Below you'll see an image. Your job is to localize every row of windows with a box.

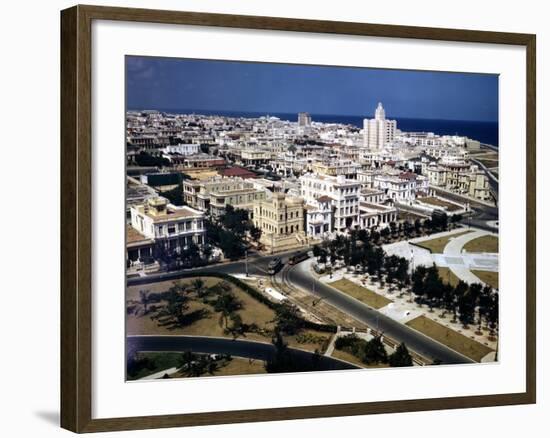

[260,222,301,234]
[256,208,302,221]
[159,220,204,236]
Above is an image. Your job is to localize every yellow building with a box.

[253,192,307,251]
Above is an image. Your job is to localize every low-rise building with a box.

[373,171,428,202]
[128,197,206,261]
[194,177,267,216]
[426,163,491,202]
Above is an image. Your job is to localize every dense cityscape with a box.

[125,103,499,379]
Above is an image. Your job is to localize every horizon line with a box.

[127,107,498,124]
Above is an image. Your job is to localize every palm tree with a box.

[192,278,206,298]
[214,291,242,328]
[137,289,151,315]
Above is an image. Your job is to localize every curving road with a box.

[282,260,473,365]
[127,335,358,371]
[128,251,475,365]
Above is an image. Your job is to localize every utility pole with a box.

[245,249,248,277]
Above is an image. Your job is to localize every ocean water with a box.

[135,108,499,147]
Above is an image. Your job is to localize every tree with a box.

[192,278,206,298]
[134,151,170,167]
[424,265,444,310]
[249,225,262,244]
[411,266,428,299]
[273,303,303,335]
[162,182,184,206]
[477,284,493,333]
[452,281,469,323]
[403,220,413,238]
[265,330,294,373]
[389,221,398,237]
[486,290,499,337]
[179,351,197,373]
[312,244,322,260]
[441,283,456,317]
[363,336,388,365]
[213,290,242,328]
[164,282,191,324]
[388,343,413,367]
[458,291,476,328]
[414,219,422,235]
[395,258,410,295]
[137,289,152,315]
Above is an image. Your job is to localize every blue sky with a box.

[126,56,498,122]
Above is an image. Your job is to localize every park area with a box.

[463,235,499,253]
[406,315,493,362]
[415,230,472,254]
[472,270,499,289]
[127,352,267,380]
[328,278,392,309]
[126,276,332,353]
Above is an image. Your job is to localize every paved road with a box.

[127,250,297,286]
[127,335,358,371]
[128,251,474,365]
[442,229,497,285]
[282,260,473,365]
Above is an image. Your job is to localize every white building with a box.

[163,143,200,155]
[305,196,333,238]
[130,197,206,251]
[373,171,429,202]
[298,112,312,127]
[300,173,360,232]
[363,102,397,150]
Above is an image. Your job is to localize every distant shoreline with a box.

[128,108,499,147]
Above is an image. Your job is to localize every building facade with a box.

[253,192,306,250]
[300,173,361,232]
[129,197,206,260]
[363,103,397,150]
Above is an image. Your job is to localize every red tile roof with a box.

[219,166,258,178]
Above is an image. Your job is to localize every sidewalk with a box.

[442,229,498,285]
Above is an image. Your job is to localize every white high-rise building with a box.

[298,112,312,127]
[363,102,397,150]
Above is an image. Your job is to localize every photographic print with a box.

[125,56,499,381]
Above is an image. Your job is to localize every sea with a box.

[134,108,499,148]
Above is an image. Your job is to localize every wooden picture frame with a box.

[60,4,536,433]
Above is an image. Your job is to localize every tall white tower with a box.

[374,102,386,120]
[363,102,397,150]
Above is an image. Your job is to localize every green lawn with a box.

[437,267,461,287]
[415,230,472,254]
[463,235,499,253]
[329,278,392,309]
[406,316,493,362]
[471,270,499,289]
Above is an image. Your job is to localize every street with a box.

[128,250,475,365]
